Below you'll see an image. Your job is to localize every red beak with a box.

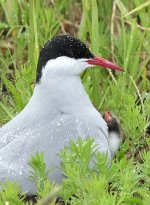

[86,56,124,72]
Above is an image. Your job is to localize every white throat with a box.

[32,74,93,114]
[22,57,95,119]
[108,132,122,157]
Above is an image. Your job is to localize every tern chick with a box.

[103,111,122,158]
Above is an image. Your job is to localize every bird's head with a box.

[36,35,124,83]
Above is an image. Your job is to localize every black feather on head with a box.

[36,35,94,83]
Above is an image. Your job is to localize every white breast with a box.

[108,132,122,158]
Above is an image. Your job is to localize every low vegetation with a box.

[0,0,149,204]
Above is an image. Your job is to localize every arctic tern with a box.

[0,35,123,193]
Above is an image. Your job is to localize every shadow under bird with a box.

[0,35,124,193]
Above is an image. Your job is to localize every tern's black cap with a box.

[36,35,94,83]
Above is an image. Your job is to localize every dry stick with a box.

[37,186,60,205]
[129,75,145,114]
[115,15,150,31]
[111,0,116,63]
[109,0,117,84]
[60,22,67,34]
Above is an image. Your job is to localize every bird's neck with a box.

[24,75,93,116]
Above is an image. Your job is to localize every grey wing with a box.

[0,112,110,193]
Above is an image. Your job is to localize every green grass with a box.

[0,0,150,204]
